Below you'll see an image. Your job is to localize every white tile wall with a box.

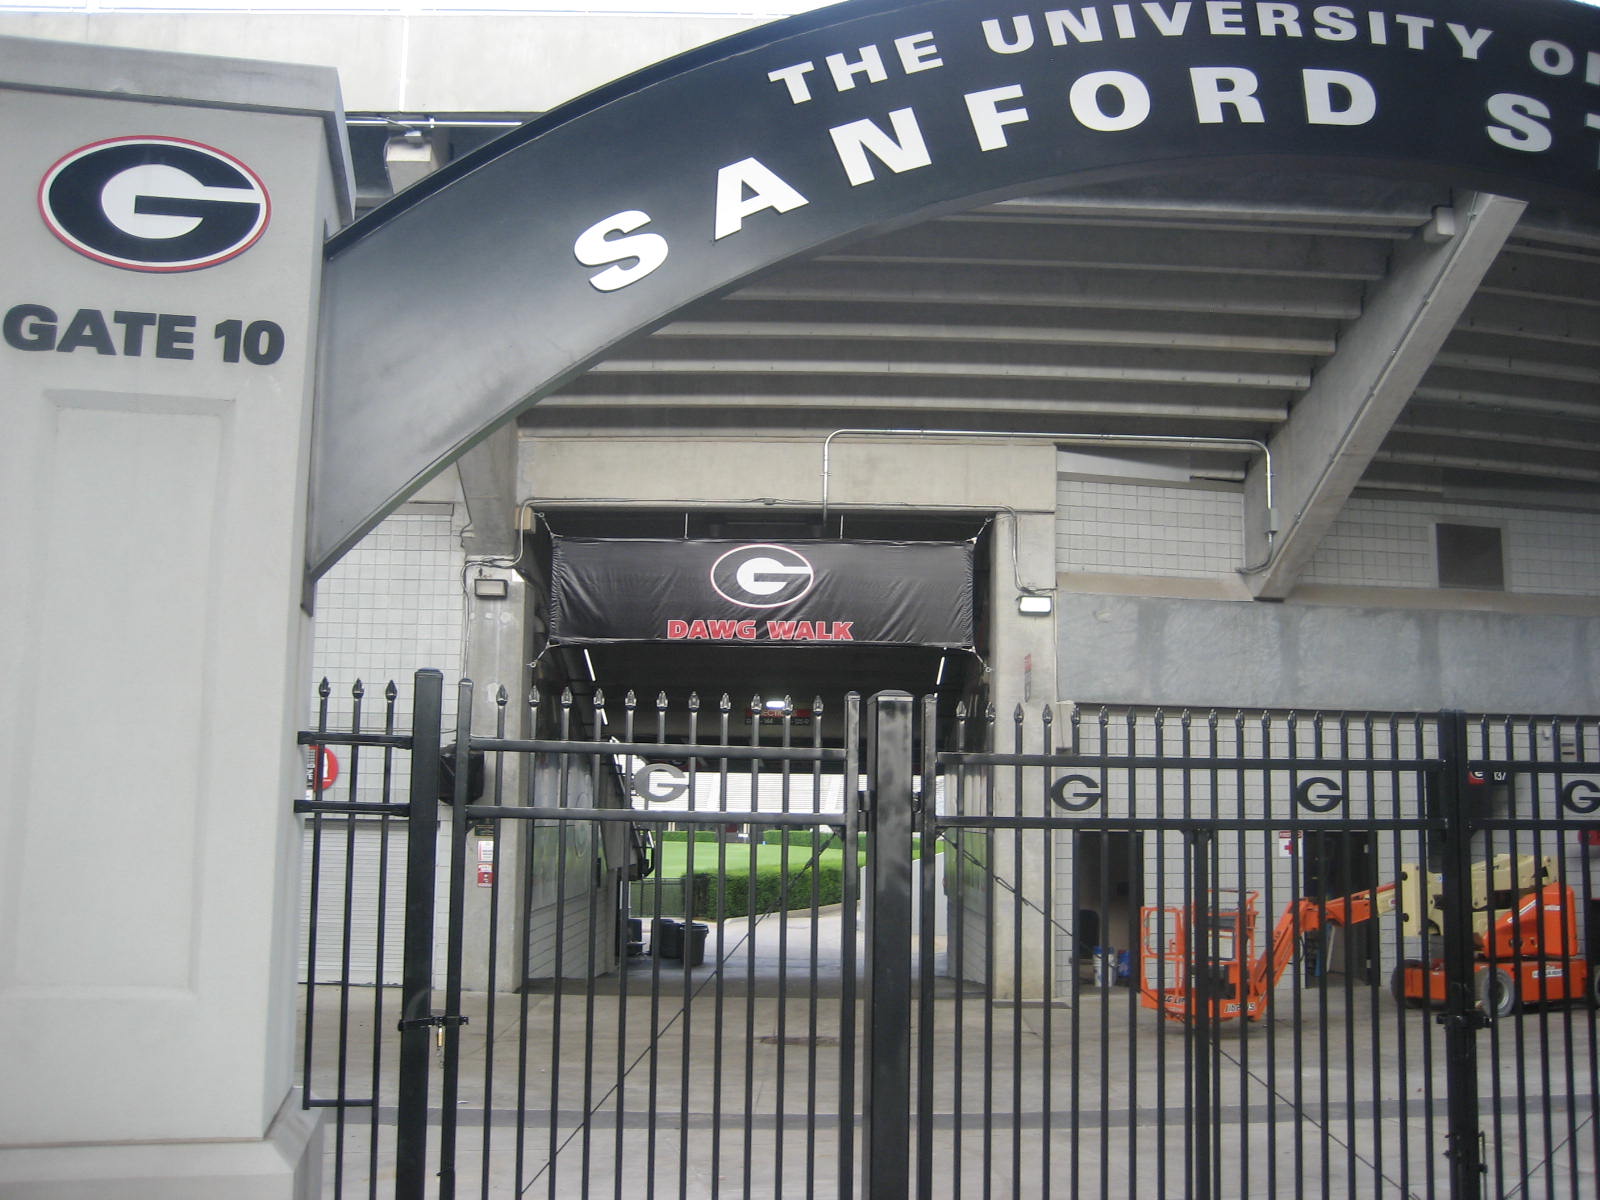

[301,505,469,988]
[1303,498,1600,594]
[309,504,468,780]
[1058,478,1600,595]
[1056,478,1245,578]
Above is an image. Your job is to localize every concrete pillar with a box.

[459,565,533,992]
[0,37,350,1197]
[983,508,1060,1000]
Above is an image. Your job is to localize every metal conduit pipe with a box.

[820,427,1277,574]
[347,117,528,129]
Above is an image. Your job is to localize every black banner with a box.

[548,537,974,647]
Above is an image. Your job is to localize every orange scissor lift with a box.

[1138,855,1598,1024]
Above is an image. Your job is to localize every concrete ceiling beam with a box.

[823,224,1391,279]
[582,357,1311,389]
[982,195,1433,232]
[657,313,1337,355]
[1374,446,1600,485]
[1459,295,1600,347]
[537,390,1290,423]
[733,263,1366,318]
[1397,404,1600,449]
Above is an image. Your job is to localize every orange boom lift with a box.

[1138,855,1598,1024]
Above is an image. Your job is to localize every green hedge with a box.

[759,829,845,848]
[702,849,849,916]
[759,830,925,853]
[632,832,939,919]
[627,876,696,920]
[632,839,863,919]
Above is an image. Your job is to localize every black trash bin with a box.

[653,918,683,959]
[681,922,708,967]
[653,918,708,966]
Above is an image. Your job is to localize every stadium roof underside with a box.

[499,167,1599,599]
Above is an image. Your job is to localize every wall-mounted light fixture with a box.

[1017,595,1053,615]
[473,574,509,600]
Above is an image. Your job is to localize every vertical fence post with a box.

[396,669,444,1200]
[435,678,476,1200]
[838,692,862,1198]
[1189,827,1214,1200]
[1437,710,1486,1200]
[915,694,939,1200]
[864,690,915,1199]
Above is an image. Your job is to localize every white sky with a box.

[1,0,1593,18]
[0,1,834,13]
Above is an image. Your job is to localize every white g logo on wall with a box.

[709,543,816,609]
[39,137,270,272]
[633,763,690,803]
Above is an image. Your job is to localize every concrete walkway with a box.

[302,906,1598,1198]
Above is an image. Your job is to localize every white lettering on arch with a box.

[1485,94,1553,153]
[713,158,810,240]
[830,108,933,185]
[1068,71,1152,132]
[1304,69,1376,125]
[573,210,669,292]
[1190,67,1265,124]
[966,85,1031,151]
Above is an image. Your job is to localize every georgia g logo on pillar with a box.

[38,136,270,272]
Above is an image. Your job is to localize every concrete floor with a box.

[302,907,1598,1198]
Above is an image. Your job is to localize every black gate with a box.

[299,674,1600,1198]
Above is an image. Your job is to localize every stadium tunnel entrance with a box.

[524,506,994,752]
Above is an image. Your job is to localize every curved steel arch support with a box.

[309,0,1600,579]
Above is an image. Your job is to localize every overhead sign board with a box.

[548,537,975,647]
[311,0,1600,577]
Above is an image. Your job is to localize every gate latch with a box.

[397,1013,470,1033]
[1435,1010,1490,1033]
[1443,1131,1489,1174]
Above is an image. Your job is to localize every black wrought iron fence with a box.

[297,677,1599,1199]
[919,701,1600,1200]
[300,671,865,1200]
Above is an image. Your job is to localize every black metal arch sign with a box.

[311,0,1599,577]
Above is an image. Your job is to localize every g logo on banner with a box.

[39,137,270,272]
[709,543,816,609]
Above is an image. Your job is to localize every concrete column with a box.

[983,508,1060,1000]
[0,37,350,1197]
[459,565,533,992]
